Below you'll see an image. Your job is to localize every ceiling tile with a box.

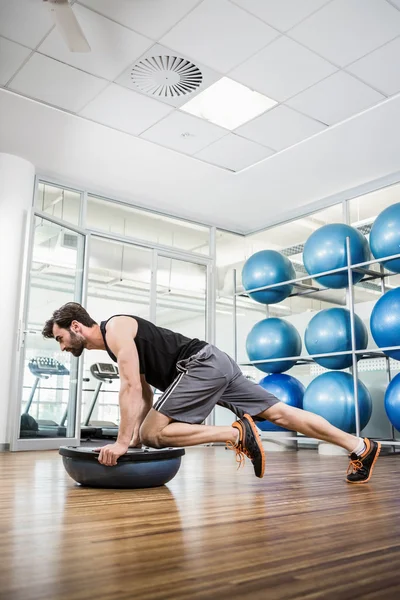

[230,0,329,32]
[38,4,152,81]
[231,36,337,102]
[346,37,400,96]
[78,0,201,40]
[116,44,221,108]
[289,0,400,67]
[236,105,326,151]
[0,0,53,49]
[0,37,31,85]
[286,71,385,125]
[160,0,279,73]
[140,110,228,155]
[9,53,108,113]
[195,133,274,171]
[80,83,173,135]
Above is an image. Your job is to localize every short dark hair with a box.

[42,303,97,338]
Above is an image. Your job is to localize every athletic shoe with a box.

[228,414,265,478]
[346,438,381,484]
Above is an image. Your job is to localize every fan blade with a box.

[44,0,91,53]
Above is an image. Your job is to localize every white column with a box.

[0,154,35,447]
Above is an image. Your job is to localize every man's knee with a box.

[140,423,166,449]
[263,402,297,428]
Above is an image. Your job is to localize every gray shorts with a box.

[153,344,280,424]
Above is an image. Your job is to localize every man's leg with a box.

[140,408,265,478]
[140,409,238,448]
[259,403,381,483]
[258,403,358,452]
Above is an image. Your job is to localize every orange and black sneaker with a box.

[228,414,265,478]
[346,438,381,484]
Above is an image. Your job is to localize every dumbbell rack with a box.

[232,238,400,448]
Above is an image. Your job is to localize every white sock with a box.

[352,437,366,456]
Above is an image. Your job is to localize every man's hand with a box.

[95,442,129,466]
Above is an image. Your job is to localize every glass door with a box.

[154,254,209,406]
[82,237,152,431]
[11,214,87,450]
[155,255,208,339]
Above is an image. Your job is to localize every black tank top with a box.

[100,315,207,391]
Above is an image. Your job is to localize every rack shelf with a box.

[240,347,400,367]
[236,250,400,297]
[232,238,400,444]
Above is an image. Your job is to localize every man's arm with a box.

[96,317,143,466]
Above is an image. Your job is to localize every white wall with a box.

[0,154,35,446]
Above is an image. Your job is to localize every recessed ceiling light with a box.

[180,77,277,130]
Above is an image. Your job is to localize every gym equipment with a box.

[257,374,305,432]
[19,413,39,438]
[369,202,400,273]
[384,373,400,431]
[303,223,370,288]
[21,357,70,438]
[370,287,400,360]
[246,318,302,373]
[242,249,296,304]
[305,308,368,369]
[83,363,120,438]
[303,371,372,433]
[59,446,185,489]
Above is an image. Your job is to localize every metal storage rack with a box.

[232,239,400,448]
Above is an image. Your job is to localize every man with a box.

[42,303,380,483]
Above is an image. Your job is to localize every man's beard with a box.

[67,330,86,357]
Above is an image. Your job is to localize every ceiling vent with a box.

[130,55,203,99]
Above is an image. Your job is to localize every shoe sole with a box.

[243,413,266,479]
[347,442,381,484]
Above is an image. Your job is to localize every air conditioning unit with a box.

[60,231,78,249]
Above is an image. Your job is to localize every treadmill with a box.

[21,357,70,438]
[83,362,120,439]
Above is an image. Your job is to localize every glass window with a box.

[349,182,400,227]
[19,217,85,440]
[215,206,345,425]
[348,182,400,304]
[82,238,152,426]
[86,195,210,255]
[215,204,345,350]
[156,256,207,340]
[36,183,81,225]
[349,182,400,437]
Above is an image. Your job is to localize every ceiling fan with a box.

[43,0,91,52]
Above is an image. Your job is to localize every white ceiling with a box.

[1,0,400,232]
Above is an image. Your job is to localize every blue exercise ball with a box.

[303,223,370,288]
[246,318,302,374]
[370,202,400,273]
[384,373,400,431]
[304,308,368,370]
[370,287,400,360]
[257,373,305,432]
[242,250,296,304]
[303,371,372,433]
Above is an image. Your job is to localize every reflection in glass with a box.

[19,217,84,439]
[36,183,81,225]
[83,238,152,428]
[87,195,210,255]
[156,257,207,340]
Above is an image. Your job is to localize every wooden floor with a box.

[0,447,400,600]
